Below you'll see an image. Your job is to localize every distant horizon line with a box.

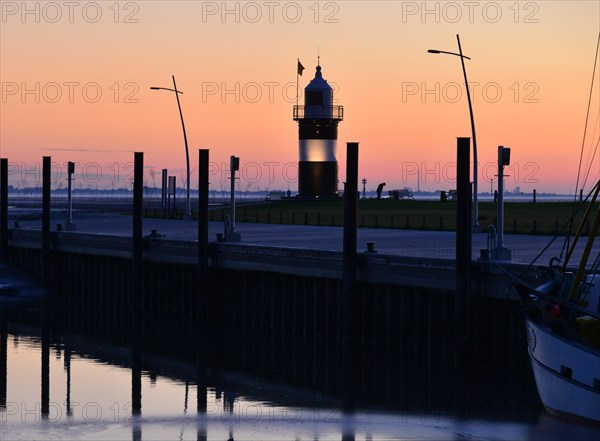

[3,186,577,197]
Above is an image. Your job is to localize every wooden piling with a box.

[131,152,143,415]
[42,156,51,285]
[0,158,8,263]
[197,148,210,411]
[342,142,359,412]
[455,138,472,362]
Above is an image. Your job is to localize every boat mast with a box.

[562,180,600,272]
[568,192,600,301]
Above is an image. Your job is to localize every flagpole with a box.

[296,58,299,109]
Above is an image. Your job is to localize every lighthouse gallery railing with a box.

[293,105,344,120]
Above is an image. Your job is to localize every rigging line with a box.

[582,136,600,191]
[559,180,600,262]
[572,32,600,201]
[566,32,600,252]
[506,181,600,283]
[590,248,600,274]
[581,111,600,190]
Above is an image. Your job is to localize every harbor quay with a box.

[5,212,596,368]
[7,214,599,267]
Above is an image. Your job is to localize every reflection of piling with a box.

[0,315,7,409]
[1,158,8,263]
[197,149,209,413]
[455,138,472,362]
[131,346,142,417]
[41,302,50,418]
[131,152,143,416]
[132,419,142,441]
[42,157,51,285]
[342,142,359,412]
[64,347,72,417]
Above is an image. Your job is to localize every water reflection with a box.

[0,314,6,409]
[0,320,599,440]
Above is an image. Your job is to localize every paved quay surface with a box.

[10,211,599,268]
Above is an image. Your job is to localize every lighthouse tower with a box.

[293,63,343,197]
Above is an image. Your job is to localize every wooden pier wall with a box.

[6,229,528,367]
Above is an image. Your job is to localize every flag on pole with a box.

[297,60,305,76]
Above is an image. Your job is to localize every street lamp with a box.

[428,34,479,231]
[150,75,192,219]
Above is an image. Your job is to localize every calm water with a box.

[2,323,599,441]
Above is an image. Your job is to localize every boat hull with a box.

[526,318,600,423]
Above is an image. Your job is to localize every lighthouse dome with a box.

[304,65,334,115]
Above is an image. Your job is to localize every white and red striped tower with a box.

[293,63,343,197]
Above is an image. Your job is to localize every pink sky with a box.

[1,1,599,194]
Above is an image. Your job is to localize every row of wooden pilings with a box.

[0,140,501,416]
[0,144,364,411]
[5,241,528,411]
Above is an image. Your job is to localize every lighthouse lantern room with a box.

[293,63,343,198]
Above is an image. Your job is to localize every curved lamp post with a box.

[428,34,479,231]
[151,75,192,219]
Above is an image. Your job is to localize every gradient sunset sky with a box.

[1,1,599,194]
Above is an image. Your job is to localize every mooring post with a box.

[132,152,144,306]
[0,158,8,263]
[198,149,209,281]
[456,138,472,362]
[197,148,209,413]
[342,141,359,412]
[131,152,143,416]
[42,156,51,285]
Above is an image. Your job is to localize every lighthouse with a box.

[293,63,343,197]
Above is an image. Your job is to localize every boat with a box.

[515,181,600,424]
[512,32,600,424]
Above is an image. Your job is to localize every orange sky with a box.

[1,1,599,194]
